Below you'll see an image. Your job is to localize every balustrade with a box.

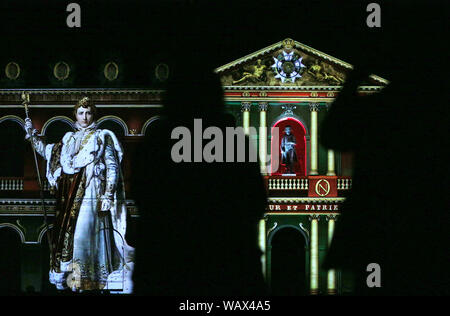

[0,177,24,191]
[336,177,352,190]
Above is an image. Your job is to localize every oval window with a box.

[53,62,70,81]
[155,63,169,82]
[5,62,20,80]
[104,62,119,81]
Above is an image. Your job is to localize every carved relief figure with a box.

[307,60,344,85]
[233,59,267,84]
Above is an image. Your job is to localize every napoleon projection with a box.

[24,97,134,293]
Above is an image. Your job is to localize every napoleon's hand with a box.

[100,197,113,212]
[24,118,38,140]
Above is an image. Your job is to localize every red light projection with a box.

[271,117,307,176]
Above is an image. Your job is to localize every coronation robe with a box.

[32,122,134,292]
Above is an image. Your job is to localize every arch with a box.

[268,224,309,248]
[41,116,74,135]
[37,225,54,245]
[0,223,26,243]
[97,115,129,136]
[141,115,161,135]
[268,226,308,295]
[271,117,308,175]
[0,118,26,177]
[270,109,309,136]
[0,115,25,128]
[270,115,308,135]
[0,224,23,293]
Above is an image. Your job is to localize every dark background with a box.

[0,0,448,298]
[0,0,406,88]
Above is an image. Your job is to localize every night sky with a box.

[0,0,443,88]
[0,0,444,88]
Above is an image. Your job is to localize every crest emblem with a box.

[315,179,331,197]
[271,51,306,83]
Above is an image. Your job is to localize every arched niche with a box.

[268,226,308,295]
[0,223,26,243]
[97,116,128,137]
[41,116,74,144]
[0,117,26,177]
[271,117,307,175]
[0,225,23,293]
[141,116,161,136]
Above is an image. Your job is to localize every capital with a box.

[309,102,320,112]
[309,214,320,221]
[326,214,338,221]
[258,102,268,111]
[241,102,252,112]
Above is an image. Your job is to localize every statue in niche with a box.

[307,60,344,85]
[232,59,267,84]
[280,125,297,174]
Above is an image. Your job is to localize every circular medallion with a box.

[315,179,331,197]
[155,63,169,82]
[104,62,119,81]
[5,62,20,80]
[271,51,306,83]
[53,62,70,81]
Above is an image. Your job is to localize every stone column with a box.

[326,149,336,176]
[326,215,338,295]
[241,102,251,135]
[309,103,320,175]
[258,102,268,174]
[258,218,267,281]
[309,214,320,294]
[325,103,336,176]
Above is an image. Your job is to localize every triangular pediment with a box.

[215,38,387,88]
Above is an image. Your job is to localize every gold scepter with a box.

[22,92,54,259]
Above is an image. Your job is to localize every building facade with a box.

[0,38,386,294]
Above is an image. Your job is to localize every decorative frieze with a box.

[0,89,164,105]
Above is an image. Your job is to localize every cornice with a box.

[0,89,165,107]
[0,88,164,95]
[0,198,139,216]
[268,197,346,204]
[222,85,384,91]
